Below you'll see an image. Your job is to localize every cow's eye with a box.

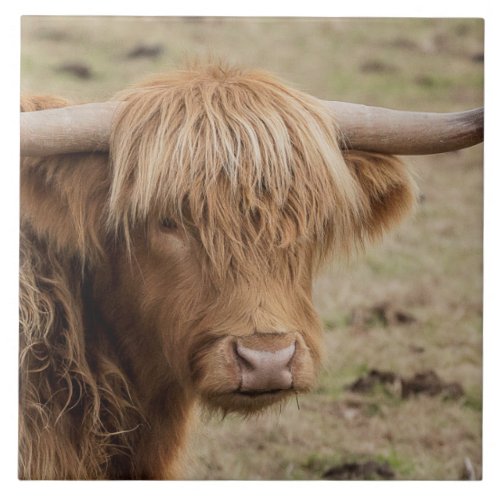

[160,218,177,231]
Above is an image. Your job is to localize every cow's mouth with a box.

[237,388,285,397]
[203,387,295,413]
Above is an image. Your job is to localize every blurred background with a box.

[21,16,483,480]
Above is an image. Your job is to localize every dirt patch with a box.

[56,62,93,79]
[470,52,484,63]
[322,460,395,480]
[385,36,419,51]
[350,302,417,331]
[347,369,397,393]
[359,60,398,74]
[348,369,464,400]
[126,43,164,59]
[37,29,72,42]
[401,371,464,400]
[415,74,437,88]
[408,344,426,354]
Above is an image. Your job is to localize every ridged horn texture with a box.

[20,100,483,157]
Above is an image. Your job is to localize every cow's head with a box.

[95,65,416,413]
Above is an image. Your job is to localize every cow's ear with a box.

[21,153,110,263]
[343,151,418,242]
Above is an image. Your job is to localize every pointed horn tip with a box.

[326,101,484,155]
[463,107,484,138]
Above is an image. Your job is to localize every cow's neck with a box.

[83,261,195,479]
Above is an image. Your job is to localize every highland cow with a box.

[19,64,483,479]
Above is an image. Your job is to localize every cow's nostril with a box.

[235,341,295,393]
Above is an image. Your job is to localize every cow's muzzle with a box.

[195,331,317,412]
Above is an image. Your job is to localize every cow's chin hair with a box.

[200,388,302,416]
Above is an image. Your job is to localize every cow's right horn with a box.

[20,101,121,157]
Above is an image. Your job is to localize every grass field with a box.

[21,16,484,480]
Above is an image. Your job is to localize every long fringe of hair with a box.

[109,65,378,285]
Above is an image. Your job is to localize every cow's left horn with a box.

[20,100,484,157]
[324,101,484,155]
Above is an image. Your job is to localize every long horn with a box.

[325,101,484,155]
[20,102,120,157]
[20,100,483,157]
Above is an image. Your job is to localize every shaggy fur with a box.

[19,64,417,479]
